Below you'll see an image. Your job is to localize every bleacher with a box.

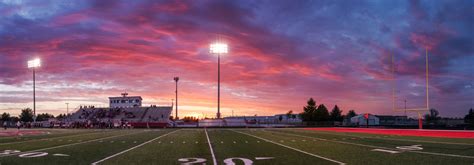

[67,105,172,127]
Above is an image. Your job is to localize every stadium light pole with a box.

[174,77,179,120]
[210,42,228,119]
[66,102,69,115]
[27,58,41,123]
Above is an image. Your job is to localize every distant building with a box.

[224,114,302,124]
[109,93,142,108]
[350,114,379,126]
[376,115,408,125]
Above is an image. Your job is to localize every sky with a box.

[0,0,473,118]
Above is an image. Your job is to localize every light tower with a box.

[66,102,69,115]
[174,77,179,120]
[27,58,41,122]
[210,42,228,119]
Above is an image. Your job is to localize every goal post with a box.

[391,48,430,129]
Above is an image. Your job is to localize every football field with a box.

[0,128,473,165]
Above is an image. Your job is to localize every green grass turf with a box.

[0,129,174,165]
[0,129,96,143]
[0,128,472,165]
[209,129,338,164]
[270,129,474,156]
[248,129,474,165]
[100,129,212,165]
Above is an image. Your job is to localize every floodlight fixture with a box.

[210,43,228,54]
[28,58,41,68]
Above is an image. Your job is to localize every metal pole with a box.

[392,53,396,112]
[217,54,221,119]
[33,68,36,123]
[420,48,429,130]
[404,100,407,116]
[175,78,178,120]
[66,103,69,115]
[418,112,422,129]
[426,48,429,111]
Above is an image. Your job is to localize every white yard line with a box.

[267,130,474,159]
[232,130,346,165]
[0,130,144,158]
[0,130,113,146]
[91,130,180,165]
[205,128,218,165]
[287,129,474,146]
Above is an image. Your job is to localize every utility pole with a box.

[404,99,407,116]
[33,68,36,122]
[217,53,221,119]
[174,77,179,120]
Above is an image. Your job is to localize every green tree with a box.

[10,117,20,122]
[56,114,65,120]
[300,98,317,122]
[36,113,55,121]
[424,108,441,124]
[19,108,34,122]
[315,104,330,121]
[1,112,10,122]
[464,108,474,125]
[346,110,357,119]
[286,110,293,119]
[330,105,343,122]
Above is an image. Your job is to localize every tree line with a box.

[298,98,474,127]
[299,98,357,124]
[1,108,67,123]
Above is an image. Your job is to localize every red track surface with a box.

[304,127,474,139]
[0,130,46,137]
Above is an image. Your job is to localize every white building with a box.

[350,114,380,126]
[109,93,142,108]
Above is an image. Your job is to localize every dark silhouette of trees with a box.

[346,110,357,119]
[1,113,10,122]
[424,108,441,124]
[36,113,55,121]
[56,114,67,120]
[330,105,343,122]
[10,117,20,122]
[182,116,198,122]
[286,110,294,119]
[19,108,34,122]
[464,108,474,126]
[315,104,330,121]
[300,98,317,122]
[300,98,351,125]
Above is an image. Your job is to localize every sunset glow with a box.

[0,0,472,118]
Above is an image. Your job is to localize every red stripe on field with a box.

[303,128,474,139]
[0,130,46,137]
